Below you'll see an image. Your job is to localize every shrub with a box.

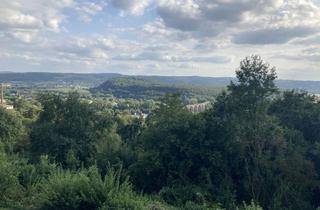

[159,185,224,210]
[159,185,208,206]
[0,149,23,208]
[237,201,263,210]
[35,166,160,210]
[36,166,106,210]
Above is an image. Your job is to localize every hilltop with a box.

[90,76,221,100]
[1,72,320,93]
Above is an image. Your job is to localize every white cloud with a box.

[275,47,320,63]
[0,0,74,44]
[0,0,320,79]
[233,26,319,45]
[110,0,150,16]
[114,50,232,64]
[293,34,320,45]
[76,1,105,22]
[9,31,36,43]
[157,0,201,31]
[156,0,320,43]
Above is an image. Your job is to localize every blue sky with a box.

[0,0,319,80]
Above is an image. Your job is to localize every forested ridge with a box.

[2,72,320,94]
[1,56,320,210]
[91,76,221,100]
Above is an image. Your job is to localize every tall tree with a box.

[0,108,25,152]
[30,93,113,168]
[269,91,320,207]
[269,90,320,143]
[228,55,277,115]
[205,56,315,209]
[130,94,206,193]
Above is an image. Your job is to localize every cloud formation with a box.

[157,0,320,42]
[0,0,319,79]
[76,1,105,22]
[233,26,319,45]
[110,0,150,16]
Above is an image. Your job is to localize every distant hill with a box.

[0,72,121,87]
[139,76,320,93]
[138,76,232,87]
[1,72,320,93]
[90,76,221,100]
[275,80,320,93]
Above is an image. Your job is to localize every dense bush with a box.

[0,108,26,152]
[3,56,320,210]
[35,166,155,210]
[30,92,115,168]
[0,149,23,207]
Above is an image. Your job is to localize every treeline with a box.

[91,76,220,102]
[1,56,320,210]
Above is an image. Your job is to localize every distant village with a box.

[0,83,212,116]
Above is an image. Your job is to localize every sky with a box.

[0,0,319,80]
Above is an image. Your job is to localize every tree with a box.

[30,93,114,168]
[0,148,23,207]
[0,108,26,152]
[269,90,320,143]
[13,97,41,120]
[269,91,320,207]
[204,56,315,209]
[130,94,206,194]
[117,116,145,143]
[228,55,277,115]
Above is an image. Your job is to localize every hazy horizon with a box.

[0,0,319,80]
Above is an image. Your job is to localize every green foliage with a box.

[95,130,134,175]
[269,90,320,208]
[159,185,210,207]
[227,55,277,116]
[13,97,41,120]
[130,56,316,210]
[3,56,320,210]
[237,201,263,210]
[269,90,320,143]
[36,166,154,210]
[0,149,23,207]
[91,76,218,101]
[0,108,26,152]
[117,117,145,143]
[230,55,277,98]
[204,56,315,209]
[37,167,106,210]
[130,94,207,193]
[30,92,114,168]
